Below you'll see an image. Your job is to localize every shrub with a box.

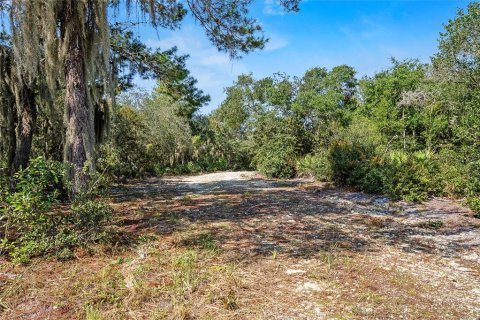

[466,197,480,218]
[327,140,437,201]
[357,157,389,194]
[431,149,469,197]
[254,134,298,178]
[0,158,112,263]
[328,140,388,194]
[385,151,434,202]
[466,160,480,195]
[296,153,332,181]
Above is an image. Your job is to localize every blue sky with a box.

[132,0,470,114]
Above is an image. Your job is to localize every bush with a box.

[296,153,332,181]
[431,149,469,197]
[466,160,480,195]
[329,140,388,194]
[254,134,298,178]
[327,140,437,201]
[357,157,389,194]
[329,140,366,185]
[385,151,434,202]
[466,197,480,218]
[0,158,112,263]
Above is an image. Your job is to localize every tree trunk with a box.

[0,45,16,175]
[10,77,36,174]
[63,0,94,196]
[0,86,15,173]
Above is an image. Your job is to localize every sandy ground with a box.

[1,171,480,319]
[109,171,480,319]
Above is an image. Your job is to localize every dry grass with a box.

[1,172,479,319]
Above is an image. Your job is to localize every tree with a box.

[359,59,426,151]
[0,30,37,175]
[110,24,210,120]
[3,0,301,196]
[432,2,480,149]
[294,65,358,149]
[0,31,14,171]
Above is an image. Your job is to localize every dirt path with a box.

[1,172,480,319]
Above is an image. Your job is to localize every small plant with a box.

[85,305,104,320]
[418,219,444,229]
[137,234,158,243]
[243,191,252,197]
[466,197,480,218]
[222,290,239,310]
[171,251,200,294]
[179,231,219,253]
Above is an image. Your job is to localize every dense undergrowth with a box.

[0,158,112,263]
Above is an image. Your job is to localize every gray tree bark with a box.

[62,0,95,196]
[11,76,36,174]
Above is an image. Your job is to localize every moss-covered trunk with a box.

[11,76,36,174]
[62,0,94,196]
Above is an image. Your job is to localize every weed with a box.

[177,230,220,253]
[85,265,125,306]
[171,251,200,294]
[222,290,239,310]
[466,197,480,218]
[85,305,104,320]
[138,234,158,243]
[418,220,444,229]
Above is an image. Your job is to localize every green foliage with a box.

[329,141,371,184]
[326,137,437,201]
[96,4,479,215]
[99,106,149,179]
[385,151,434,202]
[254,133,298,178]
[1,157,67,226]
[466,197,480,218]
[418,220,444,229]
[466,160,480,195]
[431,149,469,197]
[296,153,332,181]
[100,94,193,179]
[359,59,427,151]
[0,158,112,263]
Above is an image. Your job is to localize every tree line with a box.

[110,3,480,212]
[0,0,300,195]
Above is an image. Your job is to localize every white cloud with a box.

[199,54,231,67]
[263,0,286,16]
[264,35,290,51]
[145,26,248,111]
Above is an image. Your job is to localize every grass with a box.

[417,219,445,229]
[1,222,477,319]
[171,250,200,294]
[175,229,221,254]
[85,305,104,320]
[155,211,181,224]
[1,177,479,319]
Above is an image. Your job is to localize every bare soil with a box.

[1,171,479,319]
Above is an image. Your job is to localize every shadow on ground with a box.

[110,172,480,262]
